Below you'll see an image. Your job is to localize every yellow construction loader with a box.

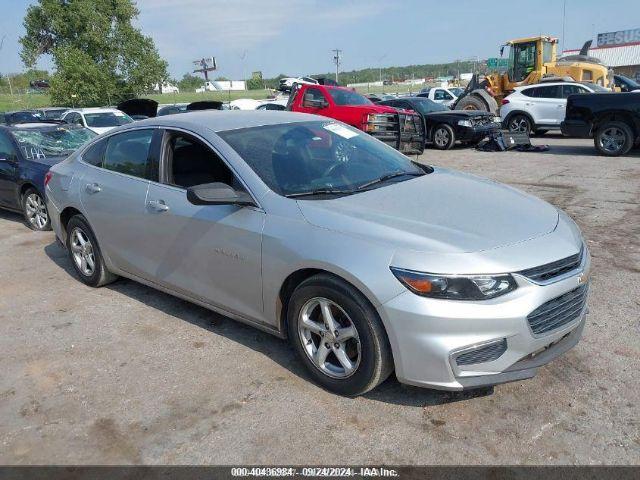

[453,36,612,113]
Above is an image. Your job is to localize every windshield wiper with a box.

[285,188,356,198]
[357,171,424,191]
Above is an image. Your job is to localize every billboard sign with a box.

[487,58,509,69]
[597,28,640,47]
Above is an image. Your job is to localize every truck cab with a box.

[287,84,424,155]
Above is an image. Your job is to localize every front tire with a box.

[432,124,456,150]
[66,215,118,287]
[508,114,533,135]
[287,274,393,396]
[594,121,633,157]
[22,188,51,231]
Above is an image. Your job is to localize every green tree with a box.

[20,0,168,106]
[177,73,204,92]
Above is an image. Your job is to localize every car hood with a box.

[345,104,399,114]
[88,126,115,135]
[296,168,559,254]
[425,110,494,120]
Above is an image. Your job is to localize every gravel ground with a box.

[0,135,638,465]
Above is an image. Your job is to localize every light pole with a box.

[332,49,342,83]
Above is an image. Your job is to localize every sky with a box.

[1,0,639,80]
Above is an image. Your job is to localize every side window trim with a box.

[78,127,159,182]
[156,127,261,208]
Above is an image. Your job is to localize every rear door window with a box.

[82,139,107,166]
[532,85,562,98]
[103,129,154,179]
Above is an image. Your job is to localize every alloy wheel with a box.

[298,297,361,379]
[25,193,48,230]
[509,117,530,133]
[599,127,626,153]
[70,227,96,277]
[434,128,450,147]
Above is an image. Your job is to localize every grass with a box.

[0,89,275,111]
[0,84,430,112]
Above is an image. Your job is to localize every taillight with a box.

[501,99,510,105]
[44,171,53,186]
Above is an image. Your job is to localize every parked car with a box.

[229,99,263,110]
[561,91,640,156]
[256,102,286,111]
[449,87,465,97]
[278,76,318,92]
[0,122,96,230]
[156,101,223,116]
[365,93,395,103]
[61,108,134,135]
[46,111,590,396]
[416,87,458,107]
[287,83,424,154]
[613,74,640,93]
[1,111,42,125]
[500,81,606,135]
[32,107,70,121]
[117,99,159,120]
[378,97,500,149]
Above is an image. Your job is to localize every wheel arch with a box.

[593,111,639,137]
[503,110,536,129]
[277,267,384,340]
[59,206,85,240]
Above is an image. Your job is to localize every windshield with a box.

[618,75,639,88]
[84,112,133,127]
[412,99,449,114]
[327,89,373,106]
[582,82,609,92]
[13,126,96,158]
[42,109,68,120]
[219,121,425,197]
[449,87,464,96]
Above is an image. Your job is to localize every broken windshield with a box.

[12,126,97,158]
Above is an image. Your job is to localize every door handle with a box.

[147,199,169,212]
[85,183,101,194]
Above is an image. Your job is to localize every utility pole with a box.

[332,49,342,83]
[561,0,567,52]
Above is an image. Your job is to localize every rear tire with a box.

[287,274,393,396]
[508,114,533,135]
[66,215,118,287]
[22,188,51,231]
[594,121,633,157]
[432,124,456,150]
[455,94,488,112]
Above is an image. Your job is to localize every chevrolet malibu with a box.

[45,111,590,396]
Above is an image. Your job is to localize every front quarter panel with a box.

[260,195,404,331]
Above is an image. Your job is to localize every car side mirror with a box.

[186,182,255,207]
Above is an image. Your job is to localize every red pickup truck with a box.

[287,84,425,155]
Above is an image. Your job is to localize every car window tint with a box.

[562,85,588,97]
[103,129,153,178]
[82,138,107,166]
[0,132,18,161]
[303,88,326,105]
[521,88,536,97]
[164,131,242,190]
[533,85,561,98]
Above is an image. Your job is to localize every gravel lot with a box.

[0,135,638,465]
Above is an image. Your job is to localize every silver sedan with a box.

[45,111,590,396]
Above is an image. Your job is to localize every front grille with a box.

[471,115,495,126]
[368,112,424,155]
[456,339,507,366]
[519,247,583,283]
[527,284,589,335]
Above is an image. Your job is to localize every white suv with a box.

[500,82,605,135]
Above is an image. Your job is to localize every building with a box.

[563,28,640,82]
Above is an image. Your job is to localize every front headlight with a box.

[390,267,517,300]
[457,119,472,127]
[493,116,502,123]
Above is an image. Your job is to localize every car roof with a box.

[68,107,122,113]
[516,82,581,90]
[121,110,322,133]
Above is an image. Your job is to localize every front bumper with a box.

[378,253,590,391]
[457,122,501,142]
